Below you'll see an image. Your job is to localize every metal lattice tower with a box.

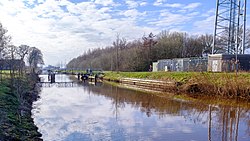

[212,0,247,54]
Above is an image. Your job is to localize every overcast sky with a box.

[0,0,249,65]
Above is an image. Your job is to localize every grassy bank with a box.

[0,74,42,140]
[104,71,250,100]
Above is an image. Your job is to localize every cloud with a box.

[148,10,193,28]
[153,0,167,6]
[1,0,243,65]
[125,0,139,9]
[164,3,183,8]
[93,0,114,6]
[193,16,214,34]
[122,9,146,18]
[140,2,147,6]
[184,3,202,10]
[154,2,200,10]
[193,9,215,34]
[125,0,147,9]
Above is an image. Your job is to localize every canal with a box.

[32,74,249,141]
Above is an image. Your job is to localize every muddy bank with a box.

[0,74,42,141]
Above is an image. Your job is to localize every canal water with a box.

[32,74,250,141]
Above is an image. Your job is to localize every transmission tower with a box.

[212,0,247,54]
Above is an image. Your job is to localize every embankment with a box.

[104,72,250,101]
[0,74,42,141]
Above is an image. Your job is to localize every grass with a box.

[104,71,196,82]
[104,71,250,100]
[0,76,41,140]
[104,71,250,83]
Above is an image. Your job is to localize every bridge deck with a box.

[37,82,78,87]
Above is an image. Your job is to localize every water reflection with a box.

[32,75,250,141]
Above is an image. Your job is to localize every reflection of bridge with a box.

[37,82,78,87]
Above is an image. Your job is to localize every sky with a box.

[0,0,249,65]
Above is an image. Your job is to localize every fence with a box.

[153,57,208,72]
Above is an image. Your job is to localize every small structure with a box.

[153,57,208,72]
[207,54,250,72]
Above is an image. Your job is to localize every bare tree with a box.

[16,45,30,74]
[0,23,11,81]
[28,47,44,73]
[67,30,250,72]
[198,34,213,55]
[0,23,11,58]
[6,45,18,76]
[185,36,203,57]
[113,34,127,72]
[17,45,30,61]
[142,32,157,71]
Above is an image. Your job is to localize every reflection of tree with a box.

[86,83,249,140]
[140,94,153,117]
[112,86,126,119]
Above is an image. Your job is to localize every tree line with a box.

[0,22,44,78]
[0,22,44,140]
[67,30,250,72]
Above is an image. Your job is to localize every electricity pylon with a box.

[212,0,247,54]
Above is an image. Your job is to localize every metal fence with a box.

[153,57,208,72]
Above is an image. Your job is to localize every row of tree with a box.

[67,30,250,72]
[0,22,44,77]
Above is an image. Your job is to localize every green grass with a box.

[104,71,250,100]
[0,77,41,140]
[104,71,197,82]
[104,71,250,83]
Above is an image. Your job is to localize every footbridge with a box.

[40,68,103,75]
[37,82,78,87]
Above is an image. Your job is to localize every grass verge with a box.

[0,74,42,140]
[104,71,250,101]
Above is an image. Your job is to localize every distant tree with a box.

[0,23,11,80]
[17,45,30,61]
[5,45,17,60]
[185,36,203,57]
[16,45,30,74]
[142,32,157,71]
[198,34,213,55]
[4,45,18,86]
[27,47,44,73]
[0,23,11,58]
[113,34,127,72]
[68,30,244,72]
[154,31,183,59]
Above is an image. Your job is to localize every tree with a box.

[185,36,203,57]
[142,32,157,70]
[5,45,17,75]
[16,45,30,74]
[198,34,213,55]
[113,34,127,72]
[27,47,44,73]
[17,45,30,61]
[0,23,11,58]
[0,23,11,80]
[153,31,183,59]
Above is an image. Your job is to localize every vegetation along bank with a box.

[0,73,42,141]
[104,71,250,101]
